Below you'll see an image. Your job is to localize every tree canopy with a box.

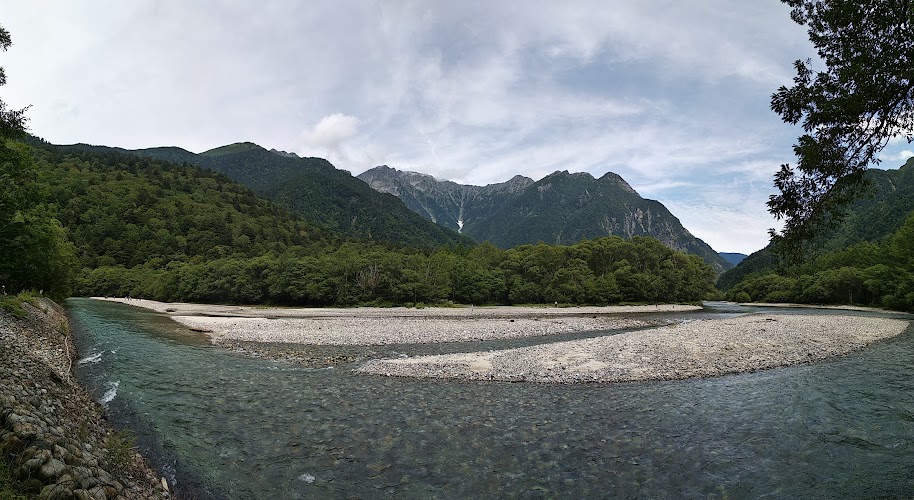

[769,0,914,249]
[0,24,28,138]
[0,25,75,298]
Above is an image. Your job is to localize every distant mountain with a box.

[359,166,732,273]
[358,165,534,233]
[71,142,471,250]
[719,252,748,266]
[719,158,914,289]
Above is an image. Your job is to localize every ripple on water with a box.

[100,380,119,405]
[77,351,103,364]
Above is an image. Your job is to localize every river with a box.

[67,298,914,499]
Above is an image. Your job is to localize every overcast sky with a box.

[4,2,912,254]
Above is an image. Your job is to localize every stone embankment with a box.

[1,298,170,499]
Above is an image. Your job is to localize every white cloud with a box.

[879,149,914,163]
[1,1,816,252]
[302,113,361,149]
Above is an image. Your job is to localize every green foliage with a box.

[0,140,76,299]
[0,24,29,139]
[726,212,914,311]
[769,0,914,248]
[104,429,137,478]
[0,458,30,500]
[20,140,717,307]
[0,291,42,319]
[75,237,716,307]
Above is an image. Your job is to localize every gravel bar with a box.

[94,298,696,346]
[358,314,910,384]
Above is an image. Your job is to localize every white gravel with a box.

[358,314,910,383]
[94,298,690,345]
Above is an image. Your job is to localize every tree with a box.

[769,1,914,249]
[0,25,75,298]
[1,24,28,138]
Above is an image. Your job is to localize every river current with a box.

[67,298,914,499]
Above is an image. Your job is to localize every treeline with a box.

[6,141,717,305]
[724,212,914,312]
[77,237,716,306]
[0,140,76,299]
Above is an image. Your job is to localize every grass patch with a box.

[0,291,46,319]
[0,459,30,500]
[105,429,137,478]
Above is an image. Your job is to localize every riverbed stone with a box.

[40,458,67,480]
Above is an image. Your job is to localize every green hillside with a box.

[719,160,914,311]
[132,143,473,250]
[11,138,717,306]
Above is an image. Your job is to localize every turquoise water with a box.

[68,299,914,499]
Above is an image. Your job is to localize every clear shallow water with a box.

[67,299,914,499]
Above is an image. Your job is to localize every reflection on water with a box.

[68,299,914,499]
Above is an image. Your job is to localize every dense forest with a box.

[724,212,914,311]
[105,141,474,250]
[7,140,717,306]
[720,161,914,312]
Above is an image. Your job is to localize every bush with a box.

[731,291,751,303]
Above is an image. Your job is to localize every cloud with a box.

[2,1,814,251]
[302,113,361,149]
[879,149,914,163]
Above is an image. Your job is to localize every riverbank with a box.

[0,297,170,499]
[95,298,695,346]
[358,313,910,383]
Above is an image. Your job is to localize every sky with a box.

[4,1,913,255]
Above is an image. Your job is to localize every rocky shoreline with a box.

[0,298,171,499]
[358,313,911,383]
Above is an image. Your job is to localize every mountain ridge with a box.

[358,165,732,272]
[60,141,473,251]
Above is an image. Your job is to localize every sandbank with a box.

[358,314,910,383]
[94,298,692,345]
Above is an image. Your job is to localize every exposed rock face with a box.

[0,298,169,499]
[358,166,731,273]
[359,165,534,234]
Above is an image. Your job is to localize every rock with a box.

[40,483,75,499]
[88,486,107,500]
[12,421,39,438]
[40,458,68,480]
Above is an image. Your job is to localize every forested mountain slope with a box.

[718,160,914,311]
[16,139,718,306]
[67,141,471,250]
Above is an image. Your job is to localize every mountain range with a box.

[45,138,731,272]
[359,165,732,273]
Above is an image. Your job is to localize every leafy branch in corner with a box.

[769,0,914,253]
